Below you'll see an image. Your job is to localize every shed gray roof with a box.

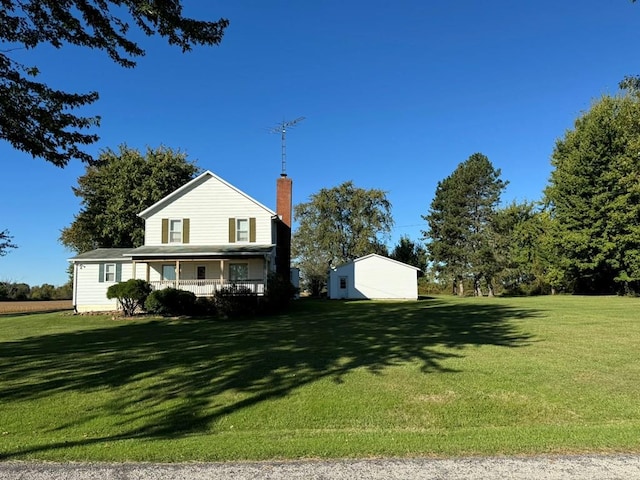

[332,253,422,271]
[68,248,135,261]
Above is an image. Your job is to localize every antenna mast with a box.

[269,116,305,176]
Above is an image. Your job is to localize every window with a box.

[105,263,116,282]
[229,263,249,282]
[99,263,120,283]
[339,276,347,289]
[229,217,255,243]
[162,218,189,244]
[169,219,182,243]
[162,265,176,281]
[197,266,206,280]
[236,218,249,242]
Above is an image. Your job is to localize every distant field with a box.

[0,300,72,314]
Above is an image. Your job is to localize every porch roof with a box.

[125,244,275,260]
[69,248,136,262]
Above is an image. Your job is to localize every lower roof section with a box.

[69,245,275,262]
[69,248,135,262]
[126,244,275,260]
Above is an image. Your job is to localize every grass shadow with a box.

[0,297,537,459]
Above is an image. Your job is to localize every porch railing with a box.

[149,279,265,296]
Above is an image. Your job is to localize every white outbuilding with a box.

[327,254,420,300]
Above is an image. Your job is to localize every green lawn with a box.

[0,295,639,461]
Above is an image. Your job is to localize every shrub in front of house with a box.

[106,279,152,316]
[194,296,217,316]
[144,287,197,316]
[213,285,259,319]
[262,272,298,314]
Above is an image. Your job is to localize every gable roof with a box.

[333,253,422,271]
[138,170,277,219]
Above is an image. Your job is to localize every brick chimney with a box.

[276,174,293,227]
[275,174,292,278]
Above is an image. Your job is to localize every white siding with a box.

[147,259,265,281]
[73,261,133,312]
[354,255,418,299]
[329,255,418,300]
[329,263,357,299]
[144,175,274,246]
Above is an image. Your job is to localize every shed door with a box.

[339,276,348,299]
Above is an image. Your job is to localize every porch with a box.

[149,279,265,297]
[125,245,275,298]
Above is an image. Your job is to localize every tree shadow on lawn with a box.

[0,298,537,459]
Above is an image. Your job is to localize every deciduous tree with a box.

[60,145,200,253]
[1,1,228,166]
[293,181,393,295]
[0,229,17,256]
[490,202,564,295]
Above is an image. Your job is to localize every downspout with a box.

[72,262,78,313]
[264,253,270,294]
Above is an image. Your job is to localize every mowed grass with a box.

[0,295,639,461]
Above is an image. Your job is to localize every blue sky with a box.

[1,1,639,286]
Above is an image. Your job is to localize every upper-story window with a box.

[236,218,249,242]
[169,219,182,243]
[162,218,189,244]
[229,217,255,243]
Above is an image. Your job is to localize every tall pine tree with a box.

[423,153,507,296]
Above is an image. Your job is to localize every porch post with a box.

[146,263,150,282]
[220,259,225,286]
[175,260,180,289]
[263,254,269,294]
[132,260,137,280]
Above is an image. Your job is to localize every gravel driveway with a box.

[2,455,640,479]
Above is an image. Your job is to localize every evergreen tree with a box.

[544,86,640,294]
[390,236,427,274]
[423,153,507,296]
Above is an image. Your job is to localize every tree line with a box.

[3,81,638,297]
[1,2,639,296]
[294,79,640,296]
[0,281,72,301]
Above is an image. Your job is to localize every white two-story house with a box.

[69,170,293,312]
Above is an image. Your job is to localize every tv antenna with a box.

[269,116,305,176]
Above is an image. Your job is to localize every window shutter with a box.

[161,218,169,244]
[183,218,190,244]
[98,263,104,283]
[116,263,122,282]
[229,218,236,243]
[249,217,256,243]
